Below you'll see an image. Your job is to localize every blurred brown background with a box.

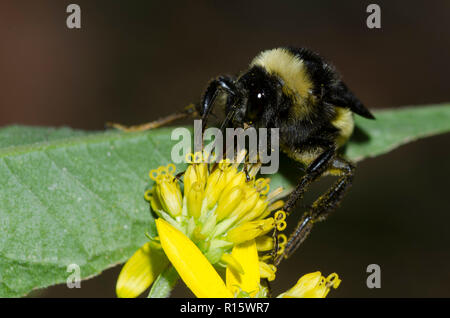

[1,0,449,297]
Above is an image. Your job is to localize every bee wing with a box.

[324,82,375,120]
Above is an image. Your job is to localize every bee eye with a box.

[246,90,267,120]
[255,91,267,102]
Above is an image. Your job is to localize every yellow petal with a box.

[155,218,232,298]
[116,242,169,298]
[226,240,260,297]
[221,253,244,275]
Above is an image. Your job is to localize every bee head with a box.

[231,66,279,127]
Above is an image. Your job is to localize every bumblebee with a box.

[199,47,375,265]
[111,47,375,266]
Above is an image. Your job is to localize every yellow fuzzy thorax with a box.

[251,48,314,118]
[251,48,355,144]
[251,48,312,99]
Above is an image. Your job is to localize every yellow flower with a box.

[147,152,283,263]
[116,151,341,298]
[152,219,341,298]
[277,272,341,298]
[117,151,287,298]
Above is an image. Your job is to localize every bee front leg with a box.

[200,75,238,132]
[274,156,355,266]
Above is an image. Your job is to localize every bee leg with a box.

[272,147,335,259]
[200,75,238,131]
[106,103,198,132]
[284,148,336,214]
[174,170,186,182]
[274,156,354,266]
[243,161,251,181]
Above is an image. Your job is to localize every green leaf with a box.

[0,103,449,297]
[346,103,450,161]
[0,126,186,297]
[0,126,89,149]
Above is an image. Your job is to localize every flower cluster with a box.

[116,151,341,298]
[148,152,285,267]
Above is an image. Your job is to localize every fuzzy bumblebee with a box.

[198,47,375,265]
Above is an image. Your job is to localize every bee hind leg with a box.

[273,155,355,266]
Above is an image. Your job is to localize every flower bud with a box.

[278,272,341,298]
[156,180,182,217]
[187,182,204,219]
[226,218,275,244]
[215,186,244,221]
